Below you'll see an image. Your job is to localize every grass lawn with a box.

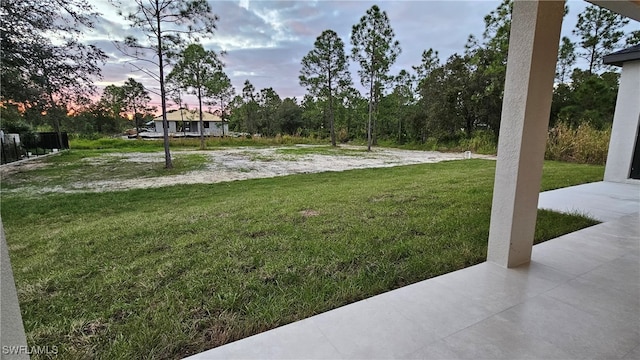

[0,158,603,359]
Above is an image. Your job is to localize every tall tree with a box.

[573,4,629,74]
[167,43,223,149]
[1,0,106,146]
[257,88,282,136]
[351,5,401,151]
[121,78,154,137]
[278,98,303,135]
[30,42,106,147]
[1,0,103,103]
[241,80,259,134]
[206,72,235,137]
[100,84,125,120]
[299,29,352,146]
[463,0,513,137]
[412,48,440,91]
[113,0,218,168]
[556,37,576,84]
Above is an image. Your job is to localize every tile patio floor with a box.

[187,181,640,359]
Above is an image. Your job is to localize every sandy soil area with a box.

[1,145,495,193]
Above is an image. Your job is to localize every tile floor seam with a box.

[428,299,524,346]
[532,249,608,277]
[574,253,629,284]
[621,344,640,359]
[435,315,572,360]
[307,317,350,359]
[542,282,637,322]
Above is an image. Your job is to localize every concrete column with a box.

[604,60,640,183]
[487,0,565,268]
[1,219,30,359]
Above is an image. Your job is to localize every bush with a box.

[545,122,610,165]
[459,131,497,155]
[2,117,39,148]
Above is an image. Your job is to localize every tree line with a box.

[2,1,638,165]
[227,1,637,149]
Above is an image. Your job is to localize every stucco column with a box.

[1,219,30,359]
[604,60,640,183]
[487,0,564,268]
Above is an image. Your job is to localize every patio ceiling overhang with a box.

[586,0,640,21]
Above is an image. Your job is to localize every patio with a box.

[187,182,639,359]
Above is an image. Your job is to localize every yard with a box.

[0,144,603,359]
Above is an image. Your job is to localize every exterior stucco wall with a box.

[604,60,640,183]
[1,219,30,359]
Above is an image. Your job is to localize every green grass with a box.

[0,159,603,359]
[1,150,208,191]
[70,136,325,151]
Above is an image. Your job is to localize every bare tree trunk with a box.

[328,72,336,147]
[156,0,172,169]
[198,86,205,150]
[367,71,374,152]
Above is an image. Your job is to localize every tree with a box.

[241,80,259,134]
[381,69,415,142]
[1,0,106,146]
[30,42,106,147]
[351,5,401,151]
[573,4,629,74]
[1,0,103,103]
[556,37,576,84]
[462,0,513,137]
[206,72,235,137]
[113,0,218,168]
[555,69,619,128]
[278,98,303,136]
[299,29,352,146]
[626,30,640,47]
[167,43,223,149]
[100,85,125,118]
[121,78,154,137]
[412,48,440,91]
[257,88,282,136]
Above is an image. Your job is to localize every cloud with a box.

[81,0,635,110]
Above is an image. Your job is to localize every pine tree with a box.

[113,0,218,168]
[300,30,352,146]
[573,5,629,74]
[351,5,401,151]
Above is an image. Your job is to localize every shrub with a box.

[460,131,497,155]
[545,122,610,165]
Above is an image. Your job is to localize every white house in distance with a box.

[152,109,228,137]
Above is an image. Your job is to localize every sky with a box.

[81,0,636,111]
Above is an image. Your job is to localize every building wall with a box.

[155,121,228,136]
[202,123,228,136]
[604,60,640,183]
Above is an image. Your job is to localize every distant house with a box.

[152,109,228,137]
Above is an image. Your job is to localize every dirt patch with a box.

[2,145,495,194]
[300,209,320,217]
[0,158,51,177]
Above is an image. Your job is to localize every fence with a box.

[1,132,69,165]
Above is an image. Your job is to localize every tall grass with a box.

[70,135,325,151]
[545,122,610,165]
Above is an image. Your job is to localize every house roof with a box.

[602,44,640,67]
[153,109,222,122]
